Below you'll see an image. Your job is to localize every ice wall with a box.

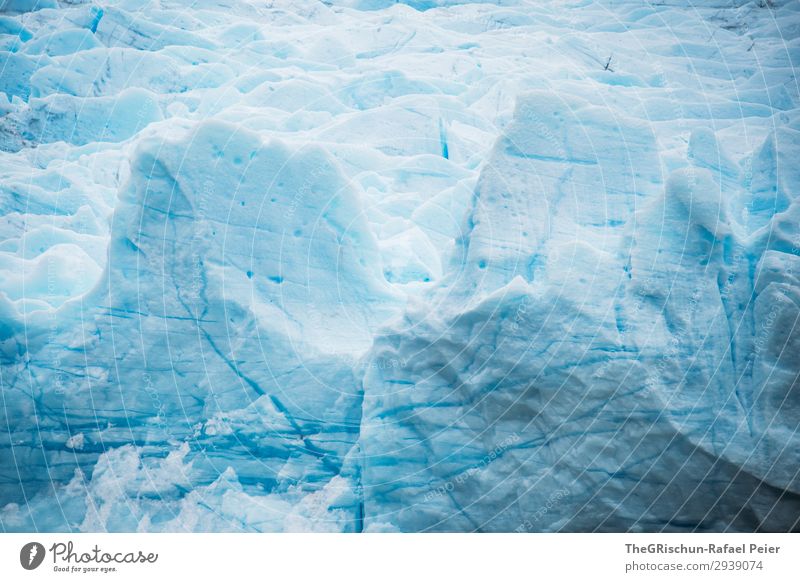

[1,0,799,531]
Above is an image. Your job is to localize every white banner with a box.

[0,533,797,582]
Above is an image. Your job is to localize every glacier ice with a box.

[0,0,799,532]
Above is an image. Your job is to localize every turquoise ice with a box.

[0,0,798,531]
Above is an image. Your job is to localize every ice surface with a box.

[0,0,799,532]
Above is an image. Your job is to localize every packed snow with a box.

[1,0,799,532]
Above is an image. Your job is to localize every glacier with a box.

[0,0,799,532]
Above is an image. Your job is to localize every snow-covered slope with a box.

[1,0,799,532]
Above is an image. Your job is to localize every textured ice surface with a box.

[1,0,799,532]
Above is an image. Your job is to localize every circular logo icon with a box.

[20,542,45,570]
